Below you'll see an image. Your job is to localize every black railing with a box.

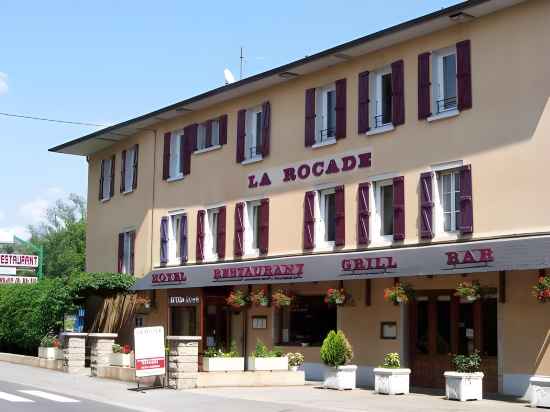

[436,96,457,114]
[248,146,262,158]
[374,114,392,129]
[317,127,336,143]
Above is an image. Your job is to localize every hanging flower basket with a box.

[384,283,413,305]
[455,281,482,301]
[272,289,293,308]
[250,288,270,307]
[226,290,249,310]
[324,288,348,305]
[533,275,550,303]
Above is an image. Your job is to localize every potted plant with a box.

[384,283,413,305]
[203,341,244,372]
[135,294,152,313]
[324,288,347,306]
[320,330,357,390]
[373,353,411,395]
[444,351,484,401]
[248,340,288,371]
[226,290,249,310]
[287,352,304,372]
[533,275,550,303]
[250,288,270,307]
[455,281,482,302]
[38,335,64,360]
[110,344,134,368]
[271,289,293,308]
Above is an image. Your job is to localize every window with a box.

[169,213,185,264]
[196,120,220,151]
[245,107,263,161]
[438,170,461,232]
[100,158,113,201]
[371,180,394,242]
[380,184,394,236]
[371,67,393,129]
[315,84,336,144]
[319,189,336,244]
[277,295,336,346]
[205,208,220,260]
[118,230,134,275]
[122,146,136,193]
[433,47,457,114]
[242,201,261,255]
[169,131,182,179]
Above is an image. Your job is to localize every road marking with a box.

[18,390,80,403]
[0,391,34,402]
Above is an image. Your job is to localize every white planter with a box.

[374,368,411,395]
[203,357,245,372]
[444,372,484,401]
[38,347,64,360]
[110,352,134,368]
[247,356,288,371]
[529,375,550,408]
[289,365,299,372]
[323,365,357,390]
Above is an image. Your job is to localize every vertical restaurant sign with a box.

[134,326,166,378]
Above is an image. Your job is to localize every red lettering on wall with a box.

[297,164,311,179]
[282,167,296,182]
[312,161,324,177]
[357,152,372,168]
[325,159,340,174]
[259,173,272,187]
[341,155,356,172]
[248,175,258,188]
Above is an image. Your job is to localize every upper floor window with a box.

[117,230,135,275]
[303,187,344,251]
[205,208,220,261]
[121,145,138,193]
[433,47,457,114]
[196,119,221,152]
[370,176,404,244]
[315,84,336,144]
[169,213,185,264]
[169,131,183,180]
[245,107,263,161]
[99,156,114,202]
[235,199,268,257]
[236,103,270,164]
[371,67,392,129]
[438,170,461,232]
[317,188,336,245]
[245,200,261,254]
[376,180,394,238]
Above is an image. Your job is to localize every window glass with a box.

[443,53,457,109]
[482,298,498,357]
[122,232,132,274]
[169,133,181,178]
[436,299,451,354]
[171,214,183,261]
[208,209,219,257]
[416,300,429,354]
[245,109,262,160]
[439,171,460,232]
[251,204,260,250]
[102,159,112,200]
[211,119,220,146]
[380,73,393,126]
[196,124,207,150]
[326,90,336,138]
[324,192,336,242]
[381,184,394,236]
[124,148,134,192]
[171,306,197,336]
[255,112,262,156]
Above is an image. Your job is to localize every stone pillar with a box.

[167,336,201,389]
[88,333,117,377]
[60,332,88,374]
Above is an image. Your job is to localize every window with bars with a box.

[315,84,336,143]
[433,47,458,114]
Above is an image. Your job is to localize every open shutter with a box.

[162,132,171,180]
[358,71,370,133]
[418,52,432,120]
[109,155,116,198]
[261,101,270,157]
[335,186,345,246]
[99,159,105,201]
[180,214,188,264]
[393,176,405,241]
[182,124,196,175]
[196,210,205,262]
[259,199,269,254]
[217,206,226,259]
[117,233,124,273]
[358,183,370,246]
[234,202,245,257]
[457,40,472,111]
[160,217,169,266]
[459,165,473,234]
[120,150,126,193]
[132,144,139,190]
[335,78,347,139]
[219,114,228,145]
[205,120,212,148]
[420,172,434,239]
[391,60,405,126]
[236,109,246,163]
[303,191,315,250]
[304,88,316,147]
[129,231,135,275]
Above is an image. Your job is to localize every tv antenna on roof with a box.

[224,68,236,85]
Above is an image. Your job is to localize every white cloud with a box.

[46,186,66,197]
[19,198,49,225]
[0,210,4,222]
[0,226,30,242]
[0,72,7,95]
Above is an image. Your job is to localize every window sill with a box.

[204,254,219,262]
[244,249,260,258]
[166,174,184,183]
[312,139,337,149]
[241,156,263,166]
[100,197,111,203]
[315,241,335,253]
[194,145,222,155]
[370,236,394,248]
[427,109,460,123]
[366,124,395,137]
[122,189,134,196]
[433,231,460,242]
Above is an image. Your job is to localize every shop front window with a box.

[171,306,197,336]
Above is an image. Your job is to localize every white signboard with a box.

[0,254,39,268]
[134,326,165,378]
[0,275,37,284]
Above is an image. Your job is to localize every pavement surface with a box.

[0,361,530,411]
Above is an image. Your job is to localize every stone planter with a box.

[530,375,550,408]
[247,356,288,371]
[203,357,244,372]
[38,347,64,360]
[444,372,484,401]
[323,365,357,390]
[374,368,411,395]
[110,352,134,368]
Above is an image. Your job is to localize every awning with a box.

[131,234,550,291]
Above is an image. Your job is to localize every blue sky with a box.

[0,0,458,239]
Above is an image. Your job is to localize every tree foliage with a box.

[320,330,354,367]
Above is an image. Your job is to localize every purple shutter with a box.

[182,124,196,175]
[303,191,315,250]
[219,114,228,145]
[234,202,245,257]
[109,155,116,197]
[205,120,212,148]
[304,88,316,147]
[160,217,169,266]
[261,101,270,157]
[196,210,205,262]
[259,198,269,254]
[162,132,171,180]
[335,186,345,246]
[99,159,105,201]
[236,109,246,163]
[457,40,472,111]
[393,176,405,241]
[391,60,405,126]
[120,150,126,193]
[420,172,434,239]
[335,78,347,139]
[180,214,188,264]
[358,183,370,246]
[459,165,473,234]
[129,231,135,275]
[418,52,432,120]
[358,71,370,133]
[132,144,139,190]
[117,233,124,273]
[217,206,226,259]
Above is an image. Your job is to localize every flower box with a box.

[374,368,411,395]
[323,365,357,390]
[203,357,245,372]
[38,347,64,360]
[110,352,134,368]
[530,375,550,408]
[444,372,484,401]
[247,356,288,371]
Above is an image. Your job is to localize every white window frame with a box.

[429,46,459,121]
[204,207,220,262]
[430,161,463,240]
[168,130,183,181]
[243,107,263,163]
[194,119,222,155]
[313,84,337,147]
[371,178,394,246]
[196,123,207,151]
[367,66,395,136]
[244,200,261,257]
[314,188,336,251]
[101,158,113,201]
[122,146,136,194]
[121,230,133,274]
[168,212,185,265]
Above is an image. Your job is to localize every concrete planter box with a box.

[374,368,411,395]
[444,372,484,401]
[323,365,357,390]
[247,356,288,371]
[38,347,64,360]
[110,352,134,368]
[530,375,550,408]
[203,357,244,372]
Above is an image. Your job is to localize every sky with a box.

[0,0,458,239]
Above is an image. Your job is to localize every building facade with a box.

[51,0,550,396]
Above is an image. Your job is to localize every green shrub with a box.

[382,352,401,368]
[204,341,239,358]
[452,351,482,373]
[251,340,284,357]
[320,330,353,367]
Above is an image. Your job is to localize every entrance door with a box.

[171,306,198,336]
[203,294,231,351]
[409,290,498,393]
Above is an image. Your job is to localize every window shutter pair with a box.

[391,60,405,126]
[217,206,226,259]
[335,186,345,246]
[160,217,169,266]
[196,210,205,262]
[236,110,246,163]
[219,114,228,145]
[234,202,245,257]
[335,79,347,139]
[357,71,370,133]
[357,183,370,245]
[99,159,105,200]
[259,199,269,254]
[393,176,405,241]
[120,150,127,193]
[180,215,188,265]
[261,101,271,157]
[182,124,197,175]
[162,132,171,180]
[303,191,316,249]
